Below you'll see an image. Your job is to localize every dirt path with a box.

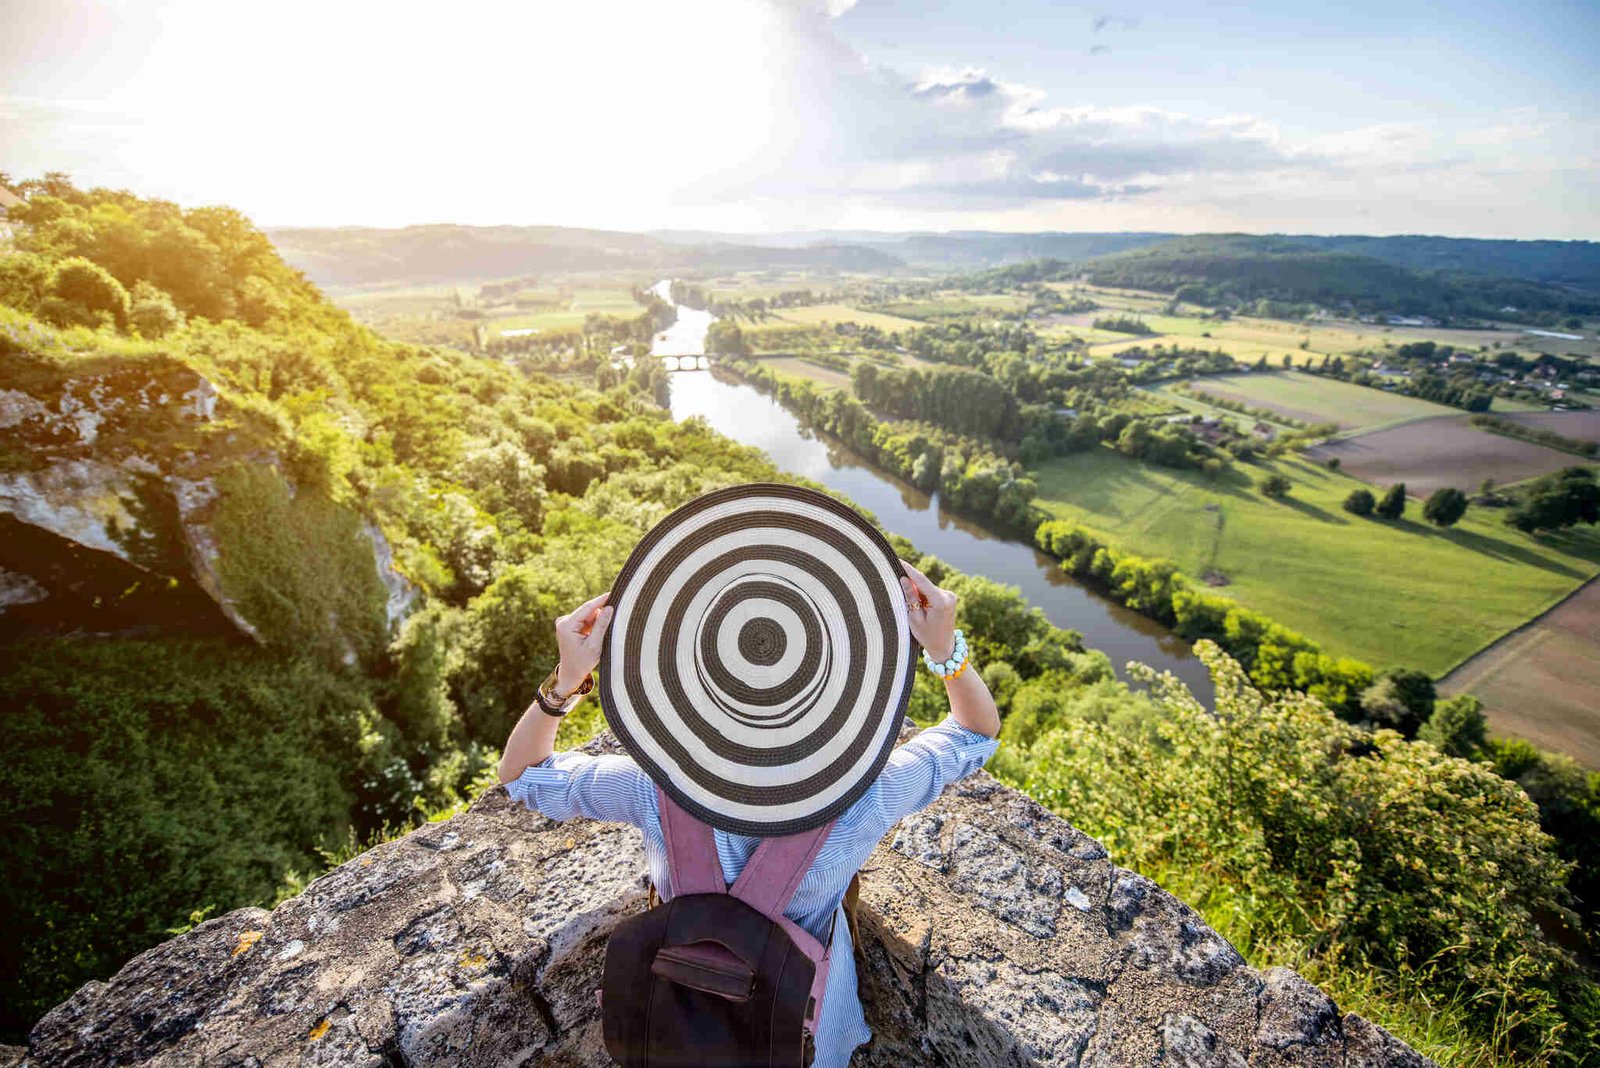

[1439,578,1600,768]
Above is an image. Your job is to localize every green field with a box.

[1032,447,1600,675]
[485,286,641,335]
[873,293,1029,321]
[1170,371,1456,429]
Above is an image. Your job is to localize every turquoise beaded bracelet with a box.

[921,628,970,678]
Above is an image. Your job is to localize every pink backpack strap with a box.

[656,787,725,898]
[728,819,836,921]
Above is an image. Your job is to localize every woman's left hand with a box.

[899,559,958,662]
[555,591,614,693]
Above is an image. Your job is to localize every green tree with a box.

[1342,488,1375,516]
[0,250,52,314]
[1422,486,1468,527]
[1359,667,1435,737]
[1375,482,1407,520]
[1259,473,1292,499]
[1419,694,1488,759]
[1506,468,1600,533]
[128,280,184,338]
[39,256,130,329]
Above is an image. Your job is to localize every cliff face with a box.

[0,354,416,644]
[19,734,1430,1067]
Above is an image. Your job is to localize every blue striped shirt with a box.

[507,716,999,1067]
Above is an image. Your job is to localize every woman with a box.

[497,557,1000,1066]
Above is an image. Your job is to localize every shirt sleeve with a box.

[505,750,655,828]
[861,716,999,837]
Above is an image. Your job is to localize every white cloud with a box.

[0,0,1594,237]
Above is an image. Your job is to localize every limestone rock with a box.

[22,734,1431,1067]
[0,359,416,642]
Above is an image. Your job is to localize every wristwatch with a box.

[536,666,594,717]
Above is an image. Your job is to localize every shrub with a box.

[1343,488,1375,516]
[1358,668,1436,737]
[1259,472,1292,499]
[1009,643,1585,1061]
[1506,467,1600,533]
[128,280,184,338]
[1375,482,1407,520]
[0,251,52,313]
[1419,694,1487,759]
[42,256,130,329]
[0,640,371,1038]
[1422,486,1468,527]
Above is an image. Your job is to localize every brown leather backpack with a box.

[600,787,838,1067]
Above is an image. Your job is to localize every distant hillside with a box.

[267,224,901,287]
[269,222,1600,295]
[657,229,1600,289]
[1291,234,1600,291]
[1066,235,1600,323]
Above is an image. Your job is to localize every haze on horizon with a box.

[2,0,1597,241]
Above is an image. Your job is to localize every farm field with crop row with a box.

[1440,579,1600,768]
[757,356,854,390]
[1307,416,1596,498]
[1030,447,1600,675]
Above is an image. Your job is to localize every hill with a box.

[266,224,902,287]
[653,229,1600,290]
[972,235,1600,324]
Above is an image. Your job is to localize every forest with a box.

[0,177,1597,1065]
[950,236,1600,325]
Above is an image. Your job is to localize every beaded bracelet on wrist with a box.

[921,628,970,679]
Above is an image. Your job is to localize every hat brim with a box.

[598,482,916,836]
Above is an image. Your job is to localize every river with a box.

[652,282,1212,702]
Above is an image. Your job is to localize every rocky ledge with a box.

[18,733,1430,1067]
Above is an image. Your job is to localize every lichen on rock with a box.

[20,732,1431,1067]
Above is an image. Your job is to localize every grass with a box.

[874,294,1028,320]
[1031,447,1600,674]
[1176,370,1454,429]
[1143,384,1301,432]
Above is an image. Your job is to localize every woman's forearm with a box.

[497,698,563,784]
[943,658,1001,738]
[500,594,614,785]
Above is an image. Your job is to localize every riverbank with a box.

[665,365,1216,702]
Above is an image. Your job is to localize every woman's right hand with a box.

[898,559,958,662]
[554,590,614,694]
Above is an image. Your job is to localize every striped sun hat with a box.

[598,482,916,836]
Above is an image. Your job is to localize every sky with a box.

[1,0,1597,238]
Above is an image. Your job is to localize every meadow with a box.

[1030,446,1600,675]
[1173,370,1455,429]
